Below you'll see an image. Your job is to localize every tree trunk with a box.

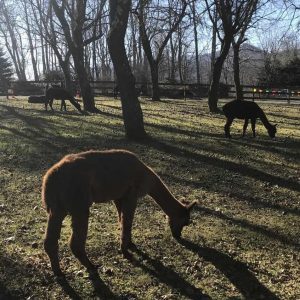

[60,60,72,91]
[150,62,160,101]
[191,0,200,85]
[107,0,146,140]
[169,34,176,82]
[233,43,243,100]
[135,0,187,101]
[178,28,184,83]
[209,6,217,84]
[73,49,96,112]
[136,4,160,101]
[208,37,232,112]
[23,0,39,81]
[130,11,138,72]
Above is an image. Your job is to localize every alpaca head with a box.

[268,124,277,138]
[168,201,197,239]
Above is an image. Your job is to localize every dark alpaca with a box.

[28,94,66,111]
[45,87,82,113]
[42,149,197,277]
[222,100,277,138]
[28,95,47,104]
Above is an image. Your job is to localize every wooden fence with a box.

[1,80,300,102]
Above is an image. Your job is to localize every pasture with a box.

[0,96,299,299]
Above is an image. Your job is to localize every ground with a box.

[0,96,299,300]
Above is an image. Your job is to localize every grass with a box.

[0,96,299,300]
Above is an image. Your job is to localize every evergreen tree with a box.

[0,47,13,88]
[279,56,300,86]
[259,56,300,87]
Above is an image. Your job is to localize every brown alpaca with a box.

[42,149,196,277]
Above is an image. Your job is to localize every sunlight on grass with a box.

[0,96,299,299]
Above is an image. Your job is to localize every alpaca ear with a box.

[187,201,197,211]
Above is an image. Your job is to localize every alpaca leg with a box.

[69,210,97,273]
[114,199,122,224]
[243,119,249,137]
[44,211,66,276]
[60,99,66,111]
[119,195,138,256]
[251,118,256,137]
[224,118,233,138]
[49,98,54,111]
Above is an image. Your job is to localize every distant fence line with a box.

[1,80,300,102]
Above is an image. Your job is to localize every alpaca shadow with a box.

[178,238,280,300]
[89,272,119,300]
[56,272,117,300]
[129,247,208,300]
[56,277,82,300]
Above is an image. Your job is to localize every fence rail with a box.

[1,80,300,102]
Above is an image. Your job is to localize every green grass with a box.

[0,96,299,299]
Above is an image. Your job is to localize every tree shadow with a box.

[129,247,208,300]
[220,190,300,217]
[220,133,300,153]
[140,137,300,193]
[166,173,300,217]
[178,238,280,300]
[0,104,125,173]
[268,112,300,123]
[194,206,299,248]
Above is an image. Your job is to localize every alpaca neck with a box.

[258,109,273,130]
[148,172,185,218]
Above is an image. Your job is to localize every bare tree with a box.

[232,0,261,100]
[20,0,40,81]
[107,0,146,139]
[50,0,105,112]
[0,0,27,80]
[134,0,187,101]
[205,0,260,111]
[189,0,201,85]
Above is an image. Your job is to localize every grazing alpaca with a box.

[222,100,277,138]
[42,149,196,276]
[45,87,82,113]
[28,94,66,111]
[28,95,47,104]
